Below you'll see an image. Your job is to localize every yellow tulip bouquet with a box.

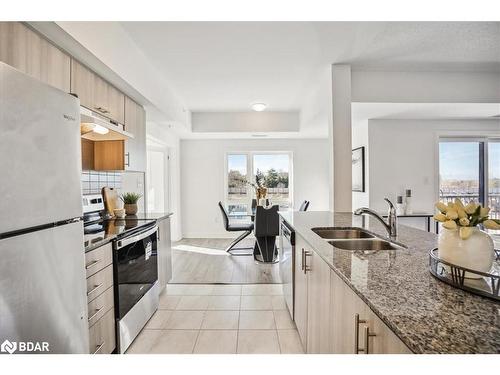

[434,199,500,240]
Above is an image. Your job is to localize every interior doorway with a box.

[146,137,170,214]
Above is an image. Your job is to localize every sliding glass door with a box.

[488,140,500,219]
[439,140,482,205]
[439,138,499,219]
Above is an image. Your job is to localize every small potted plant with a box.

[120,192,142,215]
[434,199,500,276]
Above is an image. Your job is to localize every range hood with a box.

[80,107,134,141]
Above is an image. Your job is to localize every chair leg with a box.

[225,230,253,255]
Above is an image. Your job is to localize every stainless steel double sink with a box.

[311,227,406,251]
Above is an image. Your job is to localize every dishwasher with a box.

[279,219,295,319]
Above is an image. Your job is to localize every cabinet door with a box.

[93,140,125,170]
[365,310,412,354]
[0,22,70,92]
[157,217,172,293]
[330,270,369,354]
[70,59,95,110]
[306,250,333,353]
[107,83,125,124]
[293,235,308,351]
[124,96,147,171]
[93,74,125,123]
[330,270,411,354]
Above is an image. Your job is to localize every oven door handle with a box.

[116,225,158,249]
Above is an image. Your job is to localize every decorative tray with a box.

[429,248,500,301]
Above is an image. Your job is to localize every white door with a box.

[146,141,170,214]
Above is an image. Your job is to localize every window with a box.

[226,154,249,217]
[225,152,293,214]
[439,138,499,220]
[253,153,290,209]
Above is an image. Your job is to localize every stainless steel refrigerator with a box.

[0,63,89,354]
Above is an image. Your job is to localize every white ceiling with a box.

[120,22,500,112]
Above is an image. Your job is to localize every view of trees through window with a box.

[253,154,290,204]
[439,140,499,220]
[226,153,291,215]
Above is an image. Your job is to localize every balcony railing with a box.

[439,193,500,220]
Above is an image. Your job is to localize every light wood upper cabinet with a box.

[306,250,333,353]
[294,235,309,351]
[71,58,125,124]
[70,59,94,109]
[0,22,70,92]
[124,96,147,172]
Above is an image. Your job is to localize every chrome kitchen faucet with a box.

[354,198,398,239]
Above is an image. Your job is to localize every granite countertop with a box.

[84,212,173,252]
[117,212,173,221]
[279,211,500,354]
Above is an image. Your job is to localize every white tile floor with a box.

[126,284,304,354]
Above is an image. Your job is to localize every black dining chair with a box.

[253,205,280,263]
[218,202,254,255]
[299,200,310,211]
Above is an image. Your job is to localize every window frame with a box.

[437,136,500,210]
[224,151,294,213]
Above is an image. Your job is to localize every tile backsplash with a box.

[81,171,122,195]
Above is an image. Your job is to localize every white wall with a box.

[146,121,182,241]
[352,119,369,209]
[191,112,300,133]
[181,138,330,238]
[352,70,500,103]
[367,119,500,214]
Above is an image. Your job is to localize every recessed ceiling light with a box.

[251,103,267,112]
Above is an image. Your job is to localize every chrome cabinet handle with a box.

[303,251,312,274]
[85,259,101,270]
[355,313,367,354]
[87,308,102,322]
[93,342,105,354]
[364,326,376,354]
[301,248,305,271]
[94,106,109,114]
[87,283,103,296]
[125,152,130,167]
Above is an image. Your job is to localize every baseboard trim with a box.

[181,232,256,239]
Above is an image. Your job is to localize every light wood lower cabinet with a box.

[85,244,116,354]
[330,270,411,354]
[306,249,333,353]
[0,22,70,92]
[293,233,412,354]
[294,235,309,350]
[88,308,116,354]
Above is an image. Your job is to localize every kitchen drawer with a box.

[87,286,114,328]
[89,308,116,354]
[85,242,113,278]
[86,264,113,303]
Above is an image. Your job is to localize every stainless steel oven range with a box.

[113,222,159,353]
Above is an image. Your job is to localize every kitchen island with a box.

[279,211,500,354]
